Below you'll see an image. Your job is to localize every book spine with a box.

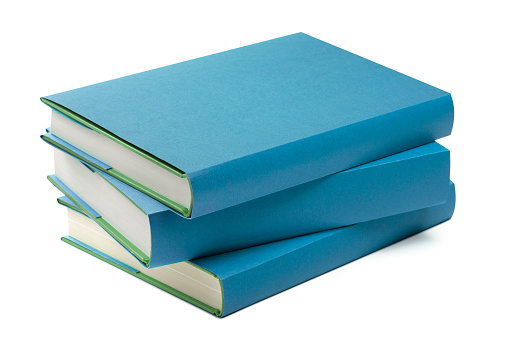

[214,182,456,317]
[189,94,454,217]
[148,143,450,267]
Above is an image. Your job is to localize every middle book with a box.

[48,142,450,268]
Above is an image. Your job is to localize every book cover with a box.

[61,182,456,317]
[51,142,450,267]
[41,32,454,218]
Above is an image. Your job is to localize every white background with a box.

[1,1,504,341]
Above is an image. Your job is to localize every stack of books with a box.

[41,33,455,317]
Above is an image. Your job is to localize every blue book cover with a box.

[41,32,454,218]
[61,182,456,317]
[50,141,451,267]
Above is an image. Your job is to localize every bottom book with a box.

[61,182,455,317]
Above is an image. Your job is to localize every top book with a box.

[41,33,454,218]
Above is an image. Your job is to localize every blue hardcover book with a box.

[49,142,451,267]
[61,182,456,317]
[41,32,454,218]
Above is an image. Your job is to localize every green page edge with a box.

[41,98,185,176]
[41,98,193,217]
[61,237,223,316]
[57,197,81,213]
[80,162,148,216]
[48,175,151,266]
[59,197,226,316]
[41,134,192,218]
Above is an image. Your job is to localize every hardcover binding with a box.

[49,143,450,268]
[51,142,451,267]
[42,33,454,218]
[61,182,455,317]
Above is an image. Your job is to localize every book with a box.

[41,32,454,218]
[49,142,450,267]
[61,181,456,317]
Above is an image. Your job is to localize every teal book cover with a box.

[61,182,456,317]
[49,142,450,267]
[41,33,454,218]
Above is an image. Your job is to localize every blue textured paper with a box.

[65,183,455,317]
[42,133,111,170]
[51,176,101,218]
[52,142,451,267]
[64,236,140,274]
[58,196,80,213]
[44,33,454,217]
[195,182,455,316]
[58,196,72,206]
